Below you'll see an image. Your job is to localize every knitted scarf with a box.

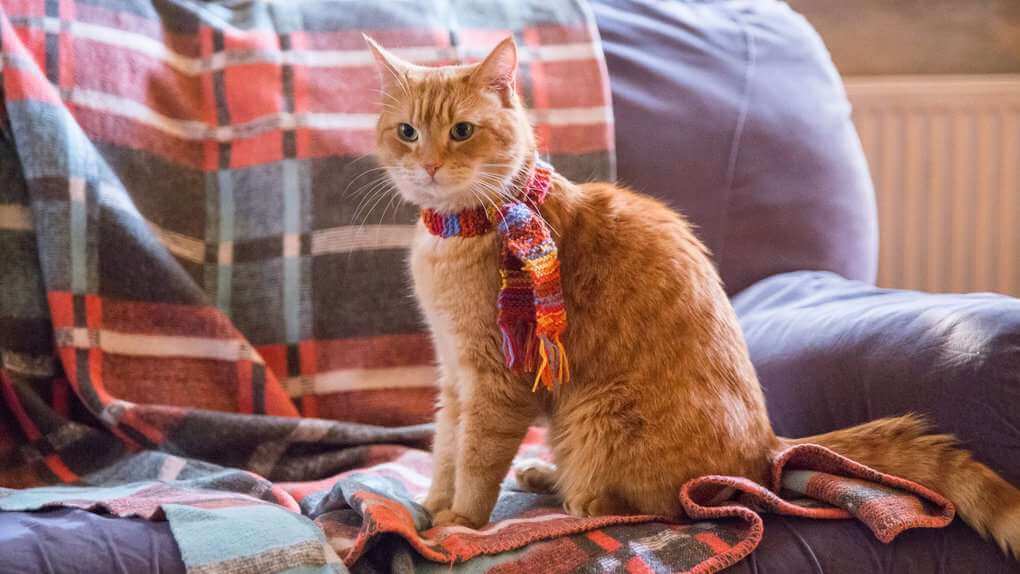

[420,159,569,392]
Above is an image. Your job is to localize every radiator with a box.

[845,75,1020,297]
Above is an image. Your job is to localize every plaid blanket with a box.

[0,420,954,573]
[0,0,613,483]
[0,0,616,435]
[0,0,954,572]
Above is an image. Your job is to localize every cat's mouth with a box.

[409,173,453,190]
[385,167,504,212]
[391,178,464,210]
[414,179,453,196]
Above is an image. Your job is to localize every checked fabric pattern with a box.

[0,0,615,487]
[289,432,954,573]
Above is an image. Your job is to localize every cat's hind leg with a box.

[514,458,635,516]
[562,488,635,517]
[513,459,557,493]
[551,382,682,519]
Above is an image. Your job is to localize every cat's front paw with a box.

[422,494,452,517]
[431,509,485,529]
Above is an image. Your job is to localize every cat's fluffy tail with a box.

[780,414,1020,558]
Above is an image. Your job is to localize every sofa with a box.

[2,0,1018,572]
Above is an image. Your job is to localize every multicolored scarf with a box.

[421,159,569,391]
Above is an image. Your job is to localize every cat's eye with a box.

[450,122,475,142]
[397,123,418,142]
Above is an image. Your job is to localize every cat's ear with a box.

[471,36,518,104]
[363,34,411,92]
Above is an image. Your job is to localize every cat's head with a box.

[365,36,535,213]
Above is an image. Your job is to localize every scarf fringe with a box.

[500,324,570,393]
[531,335,570,393]
[500,323,536,373]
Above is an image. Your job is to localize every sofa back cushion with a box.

[593,0,878,295]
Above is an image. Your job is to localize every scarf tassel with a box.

[531,334,570,393]
[500,323,536,372]
[500,324,570,392]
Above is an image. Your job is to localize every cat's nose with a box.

[423,162,443,177]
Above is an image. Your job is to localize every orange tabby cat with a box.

[365,35,1020,556]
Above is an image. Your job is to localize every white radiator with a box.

[845,75,1020,297]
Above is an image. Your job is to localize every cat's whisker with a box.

[470,188,507,227]
[370,88,402,107]
[350,180,395,225]
[349,190,384,231]
[343,181,396,267]
[474,171,514,181]
[467,188,488,212]
[346,178,392,204]
[475,172,514,184]
[474,174,516,196]
[379,98,403,113]
[348,151,377,165]
[357,178,397,214]
[474,181,515,203]
[343,166,393,198]
[474,172,550,215]
[391,70,412,100]
[471,183,519,229]
[357,182,398,231]
[367,189,401,254]
[476,176,559,235]
[344,183,393,269]
[475,164,519,177]
[377,187,406,233]
[351,188,398,257]
[472,186,503,219]
[374,60,412,100]
[351,170,403,200]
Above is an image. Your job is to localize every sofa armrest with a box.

[733,271,1020,486]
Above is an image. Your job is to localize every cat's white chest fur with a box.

[408,224,502,362]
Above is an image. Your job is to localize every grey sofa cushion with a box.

[733,516,1017,574]
[594,0,878,295]
[735,271,1020,487]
